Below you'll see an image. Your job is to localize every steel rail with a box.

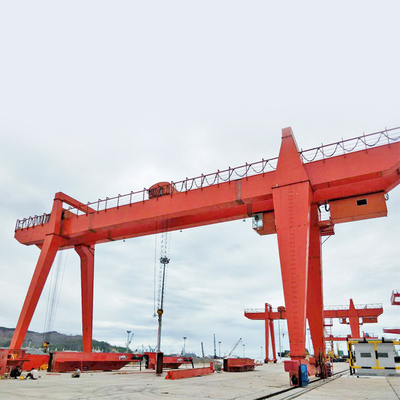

[251,367,349,400]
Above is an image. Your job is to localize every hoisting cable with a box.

[322,235,332,245]
[153,229,158,317]
[43,249,68,349]
[155,219,171,352]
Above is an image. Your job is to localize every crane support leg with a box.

[269,319,277,362]
[349,299,360,338]
[75,245,95,353]
[274,182,312,359]
[264,307,270,363]
[10,234,65,349]
[306,204,325,358]
[273,127,312,366]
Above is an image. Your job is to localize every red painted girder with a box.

[244,306,383,320]
[323,308,383,319]
[15,142,400,248]
[383,328,400,334]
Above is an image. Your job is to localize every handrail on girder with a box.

[244,303,383,314]
[15,127,400,231]
[324,303,383,310]
[15,213,51,231]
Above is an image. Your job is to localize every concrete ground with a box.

[0,362,398,400]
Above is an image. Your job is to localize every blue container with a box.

[299,364,309,387]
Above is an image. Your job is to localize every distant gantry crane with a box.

[3,126,399,383]
[244,299,384,363]
[383,290,400,335]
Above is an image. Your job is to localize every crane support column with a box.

[264,304,270,362]
[10,235,65,349]
[264,304,277,362]
[349,299,361,338]
[273,127,312,362]
[269,318,277,362]
[10,196,66,350]
[306,204,325,359]
[75,245,95,353]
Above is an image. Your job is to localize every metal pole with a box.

[218,341,221,358]
[183,337,187,355]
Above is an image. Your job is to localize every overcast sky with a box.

[0,1,399,359]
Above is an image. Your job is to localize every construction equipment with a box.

[126,331,134,353]
[245,300,383,363]
[390,290,400,306]
[213,334,217,359]
[225,338,242,358]
[223,358,255,372]
[144,352,194,370]
[6,127,400,381]
[383,290,400,334]
[201,342,205,358]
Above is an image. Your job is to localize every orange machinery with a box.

[4,127,400,382]
[245,299,383,362]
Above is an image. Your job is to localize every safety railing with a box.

[244,308,266,313]
[61,157,279,217]
[244,307,281,313]
[324,303,383,311]
[15,127,400,229]
[299,126,400,163]
[15,213,51,231]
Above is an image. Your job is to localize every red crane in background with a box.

[383,290,400,335]
[5,127,400,382]
[245,299,383,362]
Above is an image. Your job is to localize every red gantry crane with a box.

[383,290,400,335]
[245,299,383,362]
[3,127,400,382]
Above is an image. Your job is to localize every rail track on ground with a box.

[252,366,349,400]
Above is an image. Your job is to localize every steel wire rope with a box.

[217,172,230,182]
[51,250,68,333]
[320,143,341,158]
[153,231,158,317]
[203,173,218,187]
[233,166,248,178]
[43,250,68,344]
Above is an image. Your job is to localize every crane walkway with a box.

[15,127,400,230]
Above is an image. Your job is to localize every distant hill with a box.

[0,327,127,353]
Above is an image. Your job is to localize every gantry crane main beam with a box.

[8,127,400,382]
[15,132,399,249]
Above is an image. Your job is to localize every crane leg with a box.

[274,181,312,360]
[75,245,95,353]
[269,319,277,362]
[349,299,360,338]
[264,305,270,363]
[306,204,325,375]
[10,234,65,349]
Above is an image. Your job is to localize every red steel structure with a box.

[7,127,400,380]
[245,299,383,362]
[383,290,400,334]
[390,290,400,306]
